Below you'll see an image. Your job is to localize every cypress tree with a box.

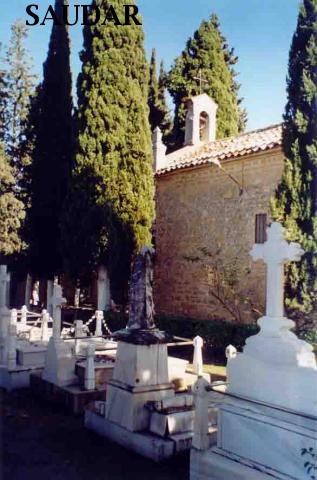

[27,0,73,279]
[157,60,172,142]
[0,44,7,142]
[148,48,160,130]
[271,0,317,319]
[62,0,154,300]
[168,14,243,150]
[4,21,36,175]
[148,50,172,141]
[0,143,25,261]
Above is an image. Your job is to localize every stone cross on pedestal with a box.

[251,222,303,319]
[0,266,10,310]
[50,284,66,340]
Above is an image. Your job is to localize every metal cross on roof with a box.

[193,69,209,95]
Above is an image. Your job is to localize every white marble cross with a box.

[0,265,10,309]
[251,222,304,318]
[50,284,66,340]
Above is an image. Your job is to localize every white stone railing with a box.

[192,376,226,452]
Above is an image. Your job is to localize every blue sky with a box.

[1,0,300,131]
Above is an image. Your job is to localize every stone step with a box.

[149,405,218,437]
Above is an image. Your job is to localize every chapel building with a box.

[153,93,284,323]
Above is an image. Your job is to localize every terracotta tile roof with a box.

[156,123,283,176]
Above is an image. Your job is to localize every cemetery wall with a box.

[154,148,284,323]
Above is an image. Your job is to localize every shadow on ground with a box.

[1,388,189,480]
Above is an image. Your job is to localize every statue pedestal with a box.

[105,340,175,431]
[42,337,77,387]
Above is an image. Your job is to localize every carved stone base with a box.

[113,328,173,345]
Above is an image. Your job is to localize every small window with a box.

[199,111,209,142]
[255,214,267,244]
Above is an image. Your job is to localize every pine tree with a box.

[27,0,73,279]
[0,143,25,261]
[4,21,36,174]
[168,14,244,150]
[271,0,317,319]
[62,0,154,300]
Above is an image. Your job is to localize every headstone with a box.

[191,222,317,480]
[95,310,103,337]
[225,344,237,361]
[7,323,17,369]
[25,274,32,308]
[31,281,40,307]
[42,284,76,387]
[20,305,28,326]
[84,343,95,391]
[51,284,66,340]
[193,336,204,376]
[97,265,110,311]
[106,247,174,431]
[6,271,11,307]
[74,288,80,308]
[228,222,316,412]
[0,266,11,362]
[11,309,18,326]
[40,309,51,342]
[46,280,54,316]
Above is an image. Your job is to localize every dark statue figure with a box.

[113,246,172,345]
[127,246,155,330]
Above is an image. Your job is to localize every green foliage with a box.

[167,14,245,150]
[62,0,154,300]
[271,0,317,319]
[3,20,36,175]
[27,0,73,279]
[158,60,173,142]
[0,143,25,260]
[0,44,7,142]
[148,49,172,140]
[148,48,160,130]
[183,246,264,323]
[101,310,259,358]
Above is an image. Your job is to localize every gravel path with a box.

[1,389,189,480]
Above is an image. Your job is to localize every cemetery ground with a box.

[1,387,190,480]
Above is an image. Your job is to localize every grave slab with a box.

[30,372,106,415]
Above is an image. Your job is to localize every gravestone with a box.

[46,280,54,316]
[84,343,96,391]
[42,284,77,387]
[0,266,11,363]
[25,274,32,309]
[97,265,110,312]
[190,222,317,480]
[106,247,174,431]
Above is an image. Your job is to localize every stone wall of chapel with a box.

[154,149,284,323]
